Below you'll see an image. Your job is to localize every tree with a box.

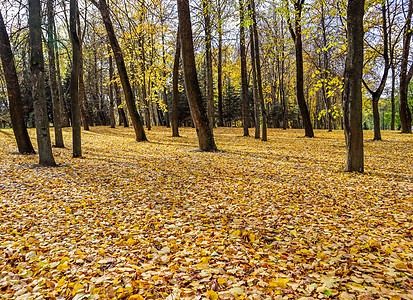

[177,0,217,151]
[217,0,224,127]
[70,0,82,157]
[108,50,116,128]
[343,0,365,172]
[287,0,314,137]
[0,11,35,154]
[29,0,56,166]
[91,0,147,141]
[172,27,181,137]
[399,0,413,133]
[47,0,64,147]
[239,0,249,136]
[203,0,215,129]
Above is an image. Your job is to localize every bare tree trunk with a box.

[177,0,217,151]
[343,0,365,172]
[109,50,115,128]
[0,11,35,154]
[217,1,224,127]
[139,34,151,130]
[172,28,181,137]
[70,0,82,157]
[399,0,413,133]
[390,65,396,130]
[47,0,64,147]
[249,12,260,139]
[78,42,90,131]
[239,0,249,136]
[161,24,170,127]
[203,0,215,130]
[288,0,314,137]
[92,0,147,141]
[29,0,56,165]
[114,79,128,127]
[251,0,267,141]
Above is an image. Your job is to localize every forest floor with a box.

[0,126,412,300]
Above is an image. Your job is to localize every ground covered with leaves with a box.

[0,127,412,300]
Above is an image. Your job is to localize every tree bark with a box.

[70,0,82,157]
[217,1,224,127]
[109,50,116,128]
[47,0,64,147]
[343,0,365,172]
[0,11,35,154]
[204,0,215,130]
[390,65,396,130]
[172,28,181,137]
[399,0,413,133]
[29,0,56,166]
[92,0,147,141]
[251,0,267,141]
[178,0,217,151]
[249,9,260,139]
[288,0,314,137]
[114,79,128,127]
[239,0,249,136]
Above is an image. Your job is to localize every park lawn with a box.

[0,126,412,299]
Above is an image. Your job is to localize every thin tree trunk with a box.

[288,0,314,137]
[47,0,64,147]
[70,0,82,157]
[399,0,413,133]
[109,50,115,128]
[0,11,35,154]
[29,0,56,165]
[92,0,146,141]
[343,0,365,172]
[390,65,396,130]
[114,79,128,127]
[161,25,170,127]
[78,42,90,131]
[239,0,249,136]
[172,28,181,137]
[177,0,217,151]
[204,0,215,129]
[251,0,267,141]
[249,10,260,139]
[217,1,224,127]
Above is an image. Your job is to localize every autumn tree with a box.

[343,0,365,172]
[29,0,56,166]
[172,27,181,137]
[239,0,249,136]
[177,0,217,151]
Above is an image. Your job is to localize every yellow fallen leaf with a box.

[207,290,218,300]
[128,295,144,300]
[217,277,226,285]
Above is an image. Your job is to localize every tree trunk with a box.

[204,0,215,130]
[172,28,181,137]
[343,0,364,172]
[288,0,314,137]
[109,51,116,128]
[29,0,56,166]
[251,0,267,141]
[0,11,35,154]
[217,2,224,127]
[399,0,413,133]
[161,27,170,127]
[249,15,260,139]
[390,65,396,130]
[372,95,381,140]
[92,0,147,141]
[114,79,128,127]
[47,0,64,147]
[239,0,249,136]
[177,0,217,151]
[78,42,90,131]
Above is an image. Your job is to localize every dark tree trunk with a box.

[177,0,217,151]
[399,0,413,133]
[29,0,56,166]
[217,1,224,127]
[239,0,249,136]
[0,11,35,154]
[114,80,128,127]
[204,0,215,129]
[249,15,260,139]
[343,0,365,172]
[139,34,151,130]
[47,0,64,147]
[161,28,170,127]
[172,28,181,137]
[92,0,147,141]
[288,0,314,137]
[251,0,267,141]
[390,65,396,130]
[109,51,116,128]
[70,0,82,157]
[78,42,90,131]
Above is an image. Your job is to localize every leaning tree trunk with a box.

[288,0,314,137]
[251,0,267,141]
[239,0,249,136]
[177,0,217,151]
[0,11,35,154]
[29,0,56,166]
[92,0,147,141]
[172,28,181,137]
[47,0,64,147]
[342,0,365,172]
[399,0,413,134]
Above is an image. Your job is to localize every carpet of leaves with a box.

[0,127,412,300]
